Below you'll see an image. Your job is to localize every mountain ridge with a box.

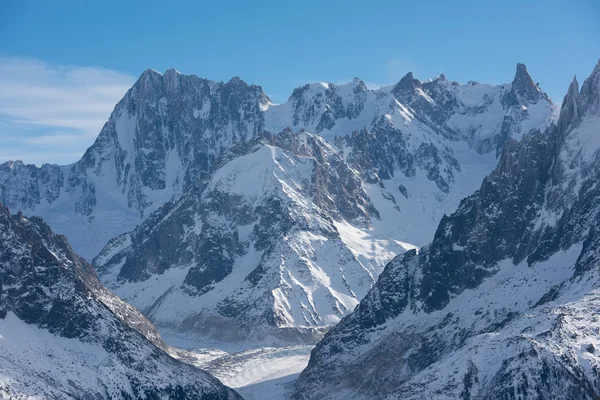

[0,63,555,259]
[293,59,600,400]
[0,200,242,400]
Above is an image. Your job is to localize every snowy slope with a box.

[91,64,556,343]
[294,61,600,400]
[0,202,241,400]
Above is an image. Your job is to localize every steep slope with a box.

[1,64,554,260]
[294,61,600,399]
[0,202,241,399]
[92,65,556,343]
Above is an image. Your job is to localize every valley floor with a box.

[164,333,312,400]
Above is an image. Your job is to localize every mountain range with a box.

[1,63,555,343]
[3,59,598,400]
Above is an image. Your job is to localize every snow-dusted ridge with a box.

[0,202,241,400]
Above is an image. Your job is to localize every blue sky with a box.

[1,0,599,165]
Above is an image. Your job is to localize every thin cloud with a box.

[0,56,136,166]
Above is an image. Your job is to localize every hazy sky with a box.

[1,0,599,165]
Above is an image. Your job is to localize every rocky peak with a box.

[425,74,448,87]
[164,67,180,77]
[139,68,161,79]
[500,63,551,115]
[7,68,272,258]
[500,62,548,109]
[130,69,267,106]
[222,75,269,104]
[578,59,600,117]
[558,76,581,133]
[224,75,249,89]
[134,68,164,94]
[163,67,182,91]
[512,63,539,99]
[289,82,327,100]
[391,71,421,98]
[352,77,367,91]
[5,160,25,169]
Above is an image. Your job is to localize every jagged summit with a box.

[141,67,161,76]
[4,160,26,168]
[559,75,581,131]
[164,67,181,75]
[513,62,534,82]
[579,58,600,115]
[558,61,600,134]
[225,75,250,86]
[352,76,365,85]
[133,68,265,97]
[391,71,420,96]
[507,62,545,103]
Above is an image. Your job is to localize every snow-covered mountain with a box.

[89,64,556,343]
[0,70,270,259]
[294,61,600,399]
[94,130,389,342]
[0,202,241,399]
[0,64,554,261]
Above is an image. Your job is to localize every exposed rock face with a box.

[0,202,241,400]
[510,63,546,103]
[294,61,600,399]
